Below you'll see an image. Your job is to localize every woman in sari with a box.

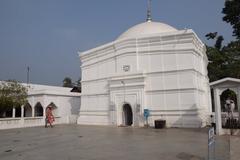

[45,107,55,128]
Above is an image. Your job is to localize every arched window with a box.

[5,108,13,118]
[24,103,32,117]
[34,102,43,117]
[15,105,21,117]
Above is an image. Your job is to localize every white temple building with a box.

[77,13,212,127]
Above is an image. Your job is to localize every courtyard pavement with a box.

[0,125,238,160]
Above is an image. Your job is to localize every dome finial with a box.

[146,0,152,22]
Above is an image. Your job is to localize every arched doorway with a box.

[123,103,133,126]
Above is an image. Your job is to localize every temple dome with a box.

[117,21,178,40]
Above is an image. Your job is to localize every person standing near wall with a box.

[45,107,55,128]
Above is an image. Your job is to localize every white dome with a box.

[117,21,177,40]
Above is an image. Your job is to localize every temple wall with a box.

[78,29,211,128]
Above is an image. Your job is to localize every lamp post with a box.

[27,66,30,88]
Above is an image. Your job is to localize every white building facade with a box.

[0,83,81,130]
[77,20,212,128]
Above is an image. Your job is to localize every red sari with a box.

[46,108,55,124]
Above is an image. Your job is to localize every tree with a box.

[76,77,81,87]
[206,37,240,82]
[222,41,240,78]
[215,36,224,50]
[205,32,226,81]
[222,0,240,40]
[205,32,224,50]
[0,80,28,117]
[206,46,226,81]
[205,32,218,40]
[63,77,73,88]
[206,1,240,82]
[75,77,82,92]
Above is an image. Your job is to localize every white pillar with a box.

[238,87,240,117]
[21,105,24,118]
[12,107,16,118]
[214,88,223,135]
[117,104,122,126]
[43,107,46,117]
[208,88,213,113]
[32,107,35,117]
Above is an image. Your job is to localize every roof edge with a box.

[210,77,240,86]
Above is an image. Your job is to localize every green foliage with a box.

[207,46,225,81]
[207,40,240,82]
[206,1,240,82]
[222,41,240,77]
[222,0,240,40]
[215,36,224,50]
[76,77,81,87]
[63,77,73,88]
[0,80,28,117]
[75,77,82,93]
[205,32,218,40]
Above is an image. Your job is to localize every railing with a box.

[222,112,240,129]
[24,117,45,127]
[0,116,63,130]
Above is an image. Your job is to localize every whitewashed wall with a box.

[78,29,211,128]
[0,83,81,130]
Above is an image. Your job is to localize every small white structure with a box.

[77,18,211,127]
[210,77,240,135]
[0,83,81,130]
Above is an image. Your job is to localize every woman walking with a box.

[45,107,55,128]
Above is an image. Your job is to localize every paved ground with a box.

[0,125,238,160]
[230,136,240,160]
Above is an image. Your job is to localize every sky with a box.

[0,0,235,86]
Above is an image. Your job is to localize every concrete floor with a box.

[0,125,238,160]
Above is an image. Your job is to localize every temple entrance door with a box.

[123,104,133,126]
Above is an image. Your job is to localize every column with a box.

[21,105,24,118]
[20,105,24,126]
[214,88,223,135]
[208,88,213,113]
[238,87,240,117]
[43,107,46,117]
[12,107,16,118]
[32,107,35,117]
[117,104,122,126]
[136,38,139,70]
